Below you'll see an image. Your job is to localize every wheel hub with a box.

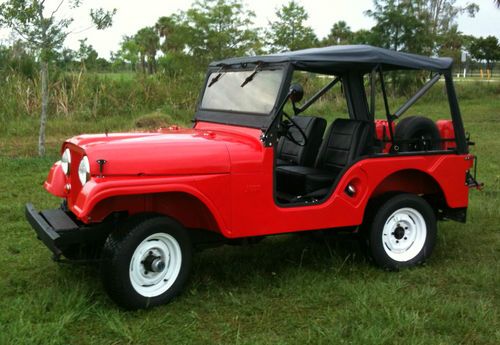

[129,233,183,298]
[142,251,165,273]
[393,226,405,240]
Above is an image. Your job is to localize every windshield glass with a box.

[200,68,285,114]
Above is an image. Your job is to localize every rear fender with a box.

[370,169,443,200]
[366,169,454,222]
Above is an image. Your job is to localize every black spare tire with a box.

[393,116,441,152]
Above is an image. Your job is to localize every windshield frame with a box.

[194,62,292,129]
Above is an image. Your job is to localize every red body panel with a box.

[44,121,472,238]
[374,119,394,153]
[44,162,67,198]
[436,120,457,150]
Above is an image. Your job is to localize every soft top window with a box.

[200,68,285,115]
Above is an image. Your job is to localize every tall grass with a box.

[0,70,498,157]
[0,71,498,343]
[0,71,204,124]
[1,69,497,124]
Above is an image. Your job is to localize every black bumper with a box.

[25,203,80,258]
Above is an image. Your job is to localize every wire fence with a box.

[453,64,499,80]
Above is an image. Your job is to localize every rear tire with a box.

[101,215,192,310]
[366,194,437,270]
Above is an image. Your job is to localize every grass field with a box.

[0,83,499,344]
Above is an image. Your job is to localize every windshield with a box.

[200,68,285,114]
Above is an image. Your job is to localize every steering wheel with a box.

[282,111,308,147]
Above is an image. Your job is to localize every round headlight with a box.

[78,156,90,186]
[61,148,71,175]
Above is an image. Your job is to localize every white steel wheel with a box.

[367,194,437,270]
[381,207,427,262]
[101,215,192,310]
[129,233,182,297]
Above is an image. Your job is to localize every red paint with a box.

[436,120,457,150]
[374,119,394,153]
[44,121,473,237]
[43,162,66,198]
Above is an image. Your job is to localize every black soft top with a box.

[210,45,453,74]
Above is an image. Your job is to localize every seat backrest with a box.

[315,118,371,173]
[276,115,327,167]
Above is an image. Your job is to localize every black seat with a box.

[276,118,371,198]
[276,116,327,167]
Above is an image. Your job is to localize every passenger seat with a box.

[276,118,371,198]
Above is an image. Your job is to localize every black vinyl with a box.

[211,45,453,74]
[276,118,372,198]
[276,116,327,167]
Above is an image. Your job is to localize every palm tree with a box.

[326,21,353,45]
[155,15,188,55]
[156,16,176,53]
[135,27,160,74]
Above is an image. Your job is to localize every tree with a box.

[323,21,352,46]
[184,0,259,61]
[366,0,432,54]
[420,0,478,39]
[351,29,376,45]
[436,25,465,64]
[135,27,160,74]
[469,36,500,72]
[267,1,317,52]
[365,0,478,55]
[0,0,116,156]
[155,15,186,54]
[0,40,37,78]
[76,38,98,70]
[57,47,77,70]
[116,35,140,71]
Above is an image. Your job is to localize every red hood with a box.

[64,124,263,176]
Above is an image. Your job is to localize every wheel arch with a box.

[87,190,226,236]
[365,169,448,219]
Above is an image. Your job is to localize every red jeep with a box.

[26,45,480,309]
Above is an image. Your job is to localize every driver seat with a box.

[276,116,327,167]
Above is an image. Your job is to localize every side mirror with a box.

[289,84,304,103]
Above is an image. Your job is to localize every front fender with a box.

[71,174,230,232]
[44,161,67,198]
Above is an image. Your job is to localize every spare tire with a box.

[393,116,441,152]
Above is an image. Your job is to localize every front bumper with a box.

[25,203,80,258]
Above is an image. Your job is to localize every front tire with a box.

[367,194,437,270]
[101,215,192,310]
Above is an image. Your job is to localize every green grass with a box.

[0,85,499,344]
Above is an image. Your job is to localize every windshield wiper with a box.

[208,65,227,87]
[240,62,263,88]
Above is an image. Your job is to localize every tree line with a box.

[3,0,499,78]
[0,0,499,156]
[109,0,499,75]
